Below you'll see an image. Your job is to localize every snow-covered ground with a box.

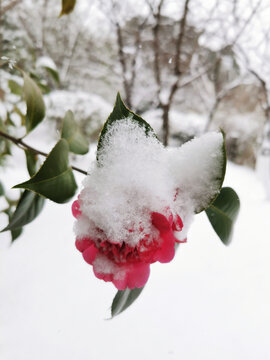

[1,143,270,360]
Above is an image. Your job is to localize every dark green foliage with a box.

[60,0,76,16]
[61,110,89,154]
[23,72,46,133]
[111,287,144,318]
[206,187,240,245]
[1,190,45,234]
[14,139,77,203]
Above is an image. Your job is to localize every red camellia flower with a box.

[72,200,186,290]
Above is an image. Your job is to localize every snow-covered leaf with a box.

[205,187,240,245]
[43,66,60,84]
[97,93,156,160]
[23,72,45,133]
[111,288,144,318]
[61,110,89,154]
[169,132,226,213]
[13,139,77,203]
[11,227,23,242]
[60,0,76,16]
[1,190,45,233]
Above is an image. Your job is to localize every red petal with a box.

[151,212,170,231]
[175,237,187,244]
[172,214,183,231]
[82,244,98,265]
[155,231,176,263]
[112,273,128,290]
[75,237,93,252]
[72,200,81,218]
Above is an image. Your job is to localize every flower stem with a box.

[0,129,88,175]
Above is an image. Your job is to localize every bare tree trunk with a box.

[116,22,132,108]
[161,0,190,146]
[162,104,169,146]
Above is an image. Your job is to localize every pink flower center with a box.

[95,235,160,264]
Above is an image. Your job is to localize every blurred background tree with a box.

[1,0,270,170]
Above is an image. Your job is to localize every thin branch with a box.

[231,0,262,46]
[0,130,88,175]
[129,17,148,94]
[174,0,191,76]
[0,0,21,14]
[148,0,165,105]
[116,21,132,108]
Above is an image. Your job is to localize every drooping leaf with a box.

[37,82,50,95]
[23,71,45,133]
[111,287,144,318]
[168,131,227,214]
[11,227,23,241]
[61,110,89,154]
[59,0,76,16]
[8,79,22,96]
[0,181,4,196]
[44,66,60,84]
[25,149,38,176]
[13,139,77,203]
[205,187,240,245]
[1,190,44,232]
[97,93,157,159]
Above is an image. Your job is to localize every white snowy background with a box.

[1,0,270,358]
[0,122,270,360]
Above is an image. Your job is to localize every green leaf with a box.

[25,149,38,176]
[97,93,156,160]
[59,0,76,16]
[23,71,46,133]
[1,190,44,232]
[8,79,22,96]
[0,181,4,196]
[111,287,144,318]
[11,227,23,242]
[205,187,240,245]
[13,139,77,203]
[61,110,89,154]
[44,66,60,84]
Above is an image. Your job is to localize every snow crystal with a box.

[74,118,223,248]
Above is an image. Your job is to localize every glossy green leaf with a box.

[60,0,76,16]
[13,139,77,203]
[97,93,156,160]
[25,149,38,176]
[8,79,22,96]
[44,66,60,84]
[61,110,89,154]
[23,72,45,133]
[1,190,45,232]
[0,181,4,196]
[11,227,23,242]
[111,287,144,318]
[205,187,240,245]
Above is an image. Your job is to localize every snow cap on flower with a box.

[73,109,225,290]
